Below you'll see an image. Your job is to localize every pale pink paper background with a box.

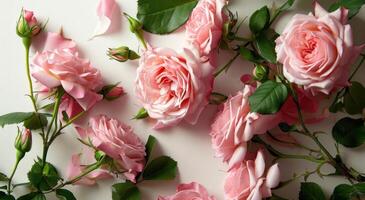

[0,0,364,199]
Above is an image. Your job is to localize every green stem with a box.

[23,38,37,112]
[45,156,105,193]
[252,136,324,163]
[213,52,240,77]
[137,32,147,49]
[349,54,365,81]
[266,131,320,153]
[7,156,22,194]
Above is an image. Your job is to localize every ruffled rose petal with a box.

[90,0,117,39]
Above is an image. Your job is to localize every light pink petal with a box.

[255,150,265,178]
[33,32,77,52]
[228,143,247,169]
[266,163,280,188]
[91,0,117,39]
[313,1,328,18]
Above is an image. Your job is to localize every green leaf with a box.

[249,80,288,114]
[331,183,365,200]
[332,117,365,148]
[0,185,6,190]
[299,182,326,200]
[255,34,277,63]
[56,189,77,200]
[209,92,228,105]
[145,135,157,162]
[112,181,141,200]
[343,82,365,115]
[28,160,60,191]
[133,108,149,120]
[329,0,365,19]
[137,0,198,34]
[142,156,177,180]
[0,193,15,200]
[23,113,48,130]
[18,192,45,200]
[0,172,7,182]
[0,112,33,128]
[239,47,262,63]
[249,6,270,34]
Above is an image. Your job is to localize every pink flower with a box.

[185,0,227,60]
[224,150,280,200]
[59,94,84,120]
[135,45,214,129]
[210,86,281,169]
[31,33,103,111]
[67,153,112,186]
[275,2,365,95]
[76,115,146,182]
[17,9,41,37]
[158,182,216,200]
[105,86,125,100]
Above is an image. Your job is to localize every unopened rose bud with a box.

[107,46,140,62]
[15,129,32,160]
[16,9,41,38]
[105,86,125,100]
[253,64,269,82]
[124,13,143,34]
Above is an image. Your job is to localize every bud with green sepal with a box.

[14,128,32,160]
[107,46,140,62]
[124,13,147,49]
[253,64,269,82]
[16,9,42,40]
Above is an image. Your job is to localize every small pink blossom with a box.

[224,150,280,200]
[210,86,281,169]
[185,0,227,60]
[76,115,146,182]
[158,182,216,200]
[105,86,125,100]
[275,2,365,95]
[67,153,112,186]
[135,44,214,129]
[17,9,41,37]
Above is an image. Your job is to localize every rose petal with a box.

[90,0,117,39]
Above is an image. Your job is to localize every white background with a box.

[0,0,364,199]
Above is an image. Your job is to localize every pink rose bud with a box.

[14,129,32,160]
[124,13,143,34]
[107,46,140,62]
[16,9,41,38]
[105,86,124,100]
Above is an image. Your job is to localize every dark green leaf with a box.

[145,135,157,162]
[137,0,198,34]
[299,182,326,200]
[209,92,228,105]
[329,101,344,113]
[23,113,48,130]
[249,6,270,34]
[28,160,60,191]
[249,80,288,114]
[255,34,277,63]
[332,117,365,148]
[0,172,7,182]
[133,108,149,120]
[0,193,15,200]
[239,47,262,63]
[56,189,77,200]
[112,181,141,200]
[0,112,33,128]
[0,185,6,190]
[17,192,45,200]
[329,0,365,19]
[343,82,365,115]
[142,156,177,180]
[331,183,365,200]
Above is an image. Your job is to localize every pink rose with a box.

[275,2,365,95]
[67,152,113,186]
[185,0,226,60]
[210,86,281,169]
[158,182,216,200]
[76,115,146,182]
[135,45,214,129]
[224,150,280,200]
[31,32,103,111]
[59,94,84,120]
[104,86,125,100]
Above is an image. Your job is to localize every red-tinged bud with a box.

[105,86,125,100]
[16,9,42,38]
[107,46,140,62]
[15,129,32,160]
